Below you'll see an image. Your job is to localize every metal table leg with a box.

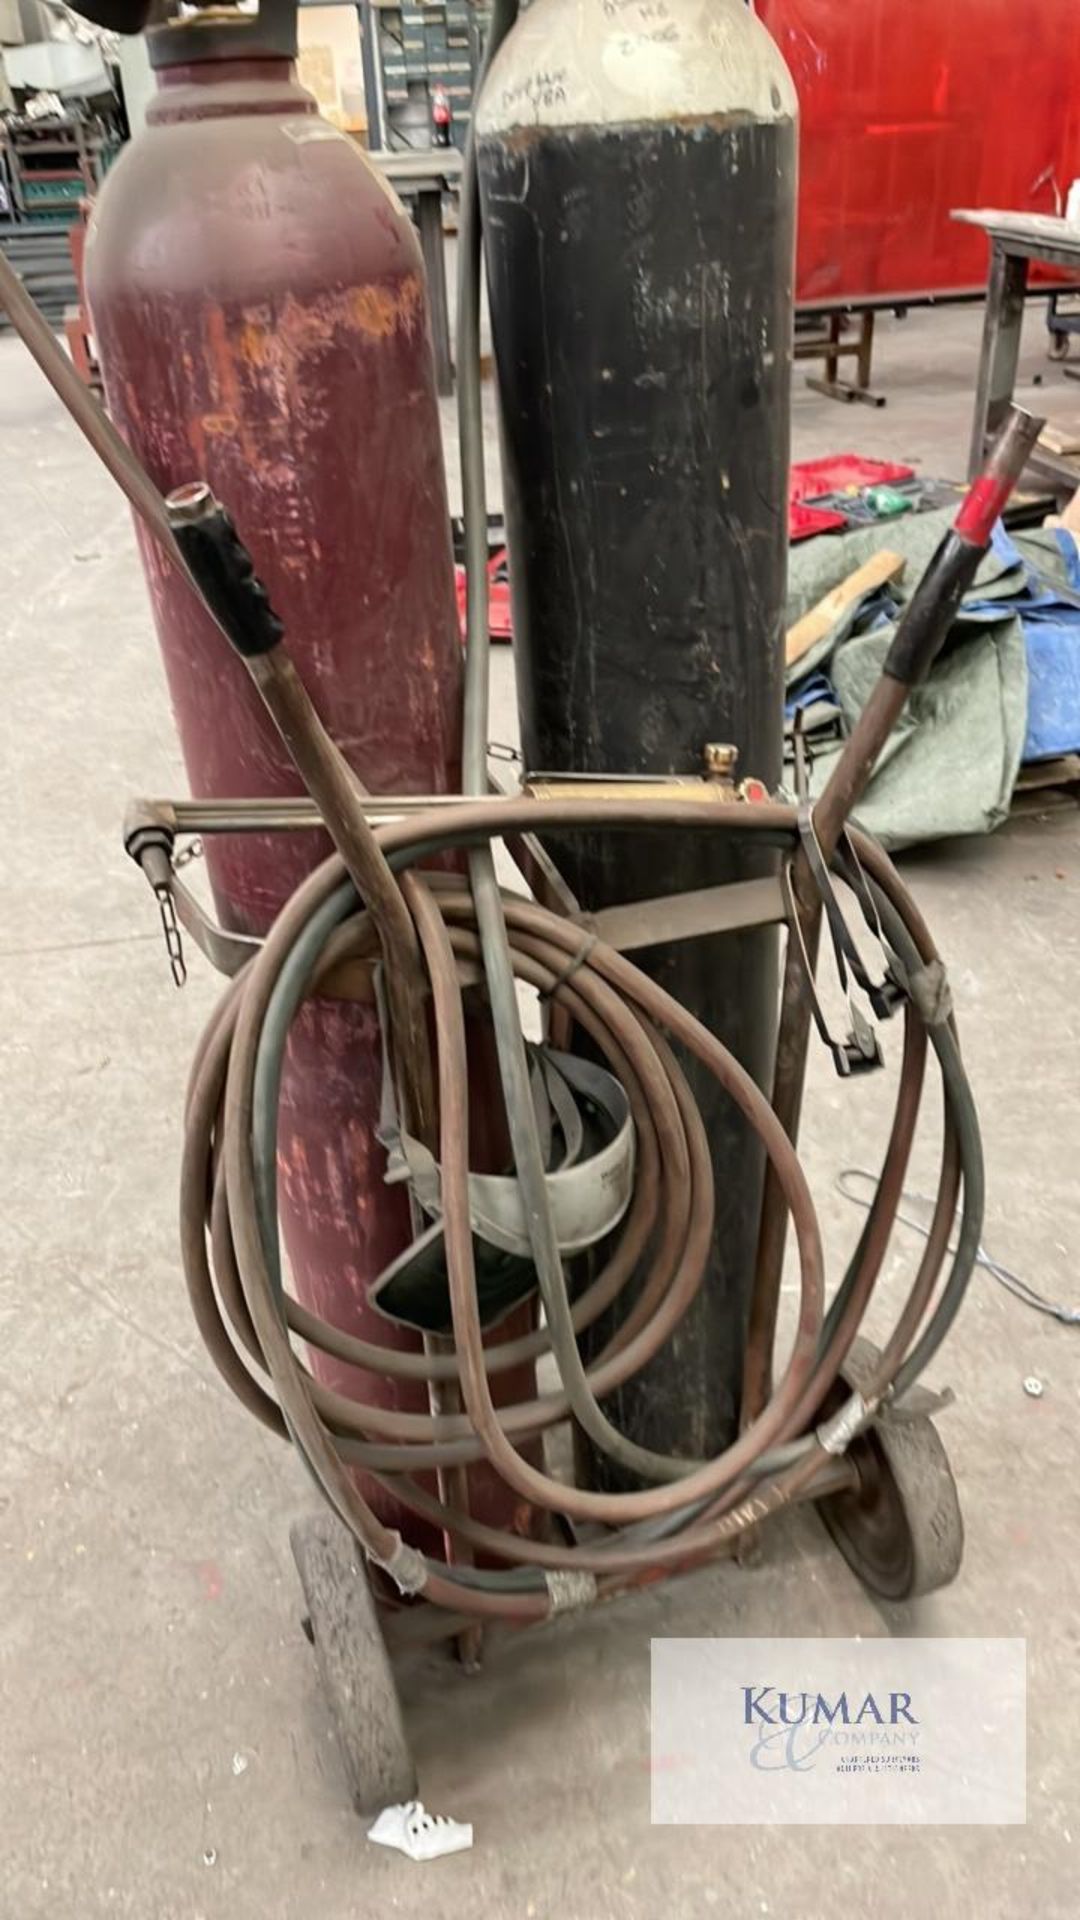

[824,308,841,385]
[855,309,877,397]
[968,242,1028,478]
[416,186,453,397]
[803,307,884,406]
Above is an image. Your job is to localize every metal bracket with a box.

[125,821,261,983]
[880,1383,956,1426]
[586,876,786,952]
[124,822,188,987]
[169,867,262,978]
[122,753,778,989]
[835,1335,956,1427]
[781,862,884,1078]
[797,804,903,1021]
[783,801,916,1075]
[524,749,771,808]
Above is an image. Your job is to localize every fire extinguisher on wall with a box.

[431,82,451,148]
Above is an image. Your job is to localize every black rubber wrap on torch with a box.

[171,508,284,658]
[883,530,983,688]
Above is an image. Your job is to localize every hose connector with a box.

[816,1390,878,1456]
[544,1570,599,1616]
[372,1536,428,1598]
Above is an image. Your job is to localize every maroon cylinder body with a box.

[87,48,531,1542]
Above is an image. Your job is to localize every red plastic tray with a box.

[788,455,916,541]
[789,455,916,503]
[789,501,848,541]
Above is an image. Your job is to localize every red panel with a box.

[758,0,1080,305]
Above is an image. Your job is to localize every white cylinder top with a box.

[475,0,797,138]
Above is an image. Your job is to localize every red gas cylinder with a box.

[86,1,531,1544]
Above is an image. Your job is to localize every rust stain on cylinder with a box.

[234,274,425,373]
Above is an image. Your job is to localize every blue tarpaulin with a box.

[785,509,1080,848]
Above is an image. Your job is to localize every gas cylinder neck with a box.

[148,0,298,70]
[148,59,314,124]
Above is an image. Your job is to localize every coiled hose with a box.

[170,0,1008,1619]
[0,0,999,1622]
[180,792,984,1619]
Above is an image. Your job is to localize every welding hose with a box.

[180,793,984,1611]
[163,380,1004,1606]
[181,34,1000,1609]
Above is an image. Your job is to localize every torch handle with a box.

[814,403,1043,855]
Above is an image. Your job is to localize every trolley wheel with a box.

[815,1341,964,1602]
[1048,330,1070,363]
[290,1511,418,1815]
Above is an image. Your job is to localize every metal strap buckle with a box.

[781,863,884,1078]
[797,805,901,1012]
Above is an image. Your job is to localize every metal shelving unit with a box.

[1,113,117,221]
[0,110,119,332]
[0,220,76,328]
[371,0,489,153]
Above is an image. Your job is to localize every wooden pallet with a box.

[1011,754,1080,814]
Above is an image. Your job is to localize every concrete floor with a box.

[2,299,1079,1919]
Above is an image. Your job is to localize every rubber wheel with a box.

[1048,331,1070,363]
[816,1343,964,1601]
[290,1511,418,1814]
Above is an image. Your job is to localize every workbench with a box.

[956,208,1080,494]
[366,147,463,397]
